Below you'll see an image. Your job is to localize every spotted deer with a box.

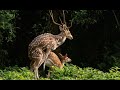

[28,10,73,79]
[43,52,71,78]
[30,52,71,78]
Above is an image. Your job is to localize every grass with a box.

[0,64,120,80]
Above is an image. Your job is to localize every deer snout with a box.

[68,58,72,62]
[71,35,73,40]
[68,35,73,40]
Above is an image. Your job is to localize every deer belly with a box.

[45,59,56,67]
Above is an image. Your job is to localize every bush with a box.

[0,66,34,80]
[1,64,120,80]
[49,63,120,80]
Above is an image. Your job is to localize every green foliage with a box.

[32,10,51,35]
[1,64,120,80]
[71,10,103,25]
[49,64,120,80]
[0,66,34,80]
[0,10,17,66]
[0,10,17,42]
[97,44,120,71]
[0,10,120,74]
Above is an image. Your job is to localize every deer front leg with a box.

[31,60,39,80]
[47,67,52,78]
[43,61,46,71]
[45,48,51,60]
[43,48,51,66]
[30,60,35,72]
[47,71,51,78]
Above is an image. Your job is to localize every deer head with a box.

[49,10,73,40]
[58,53,72,63]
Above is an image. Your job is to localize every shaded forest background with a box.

[0,10,120,72]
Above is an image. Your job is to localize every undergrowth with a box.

[0,64,120,80]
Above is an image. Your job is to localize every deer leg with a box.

[47,71,51,78]
[43,48,51,70]
[47,67,51,78]
[45,48,51,59]
[39,48,51,71]
[31,56,43,80]
[34,66,39,79]
[31,59,39,80]
[43,61,46,71]
[30,60,34,72]
[47,67,53,78]
[44,48,51,63]
[30,48,45,79]
[37,48,51,69]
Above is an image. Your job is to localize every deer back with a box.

[28,33,59,59]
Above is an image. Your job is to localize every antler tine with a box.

[63,10,66,24]
[49,10,61,26]
[68,19,73,28]
[59,17,63,24]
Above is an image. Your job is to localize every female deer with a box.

[45,52,71,78]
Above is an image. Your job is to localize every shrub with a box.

[0,66,34,80]
[49,63,120,80]
[1,64,120,80]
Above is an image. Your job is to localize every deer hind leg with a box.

[30,60,35,72]
[30,60,39,79]
[30,48,45,79]
[30,56,44,79]
[30,58,40,79]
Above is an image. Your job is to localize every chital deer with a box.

[28,10,73,79]
[43,52,71,78]
[30,51,71,78]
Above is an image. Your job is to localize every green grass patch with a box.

[1,64,120,80]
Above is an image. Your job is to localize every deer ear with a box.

[65,53,68,57]
[58,53,63,58]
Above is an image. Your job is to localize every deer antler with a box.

[49,10,61,26]
[59,17,63,25]
[63,10,66,25]
[62,10,72,29]
[68,19,73,29]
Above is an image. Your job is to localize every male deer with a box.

[43,52,71,78]
[28,10,73,79]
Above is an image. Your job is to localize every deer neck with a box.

[55,32,66,46]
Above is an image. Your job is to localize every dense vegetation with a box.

[0,10,120,80]
[1,64,120,80]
